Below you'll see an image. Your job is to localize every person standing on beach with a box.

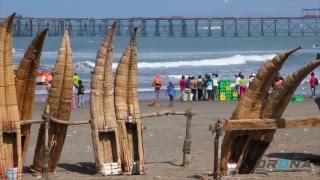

[71,85,77,109]
[197,75,203,100]
[234,72,242,92]
[44,72,52,94]
[77,80,85,109]
[212,73,219,100]
[190,76,197,101]
[202,74,209,100]
[180,75,186,95]
[166,82,176,107]
[152,74,163,100]
[73,73,80,88]
[239,75,248,99]
[206,75,213,100]
[309,72,317,98]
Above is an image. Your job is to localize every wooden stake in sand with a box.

[32,30,74,173]
[15,28,48,167]
[182,108,192,167]
[0,13,23,179]
[90,21,122,175]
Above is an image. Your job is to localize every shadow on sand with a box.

[145,160,182,167]
[266,152,320,165]
[57,162,97,175]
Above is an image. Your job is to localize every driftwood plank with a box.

[210,117,320,132]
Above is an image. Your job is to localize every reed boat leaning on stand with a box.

[31,30,74,172]
[115,27,145,174]
[0,13,23,179]
[15,28,48,166]
[220,46,304,174]
[90,21,122,175]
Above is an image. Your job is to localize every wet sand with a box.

[23,97,320,179]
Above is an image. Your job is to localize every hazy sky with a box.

[0,0,319,18]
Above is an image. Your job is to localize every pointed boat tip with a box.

[111,21,117,29]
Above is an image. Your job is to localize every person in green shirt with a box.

[73,73,80,88]
[239,75,248,99]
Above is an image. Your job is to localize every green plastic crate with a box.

[291,96,304,102]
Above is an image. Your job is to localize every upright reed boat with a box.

[90,22,122,175]
[114,27,145,174]
[32,30,74,172]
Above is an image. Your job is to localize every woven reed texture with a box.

[91,21,117,131]
[90,22,121,175]
[15,29,48,165]
[114,29,134,173]
[0,13,23,179]
[220,47,302,175]
[127,27,145,173]
[115,27,146,174]
[32,30,74,173]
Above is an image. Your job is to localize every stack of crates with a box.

[232,90,238,100]
[219,80,233,101]
[219,80,226,100]
[225,80,232,100]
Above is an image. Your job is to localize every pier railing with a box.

[1,16,320,37]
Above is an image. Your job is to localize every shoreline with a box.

[33,89,315,102]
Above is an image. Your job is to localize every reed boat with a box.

[15,28,48,168]
[31,30,74,172]
[90,21,121,176]
[220,46,320,174]
[114,27,145,174]
[0,13,24,179]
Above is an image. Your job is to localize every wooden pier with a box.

[1,16,320,37]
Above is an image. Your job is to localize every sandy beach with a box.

[22,97,320,180]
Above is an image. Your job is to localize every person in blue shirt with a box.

[166,82,176,107]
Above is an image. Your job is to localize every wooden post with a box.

[213,119,222,180]
[42,105,50,178]
[182,108,192,167]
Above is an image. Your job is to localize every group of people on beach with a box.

[151,72,258,107]
[152,71,320,107]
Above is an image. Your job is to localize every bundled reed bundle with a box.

[32,30,74,172]
[15,29,48,165]
[220,47,303,174]
[90,22,121,175]
[0,13,23,179]
[115,27,145,174]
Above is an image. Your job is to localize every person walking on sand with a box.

[309,72,317,98]
[166,82,176,107]
[152,74,163,100]
[77,80,85,109]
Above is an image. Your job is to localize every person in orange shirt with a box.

[44,72,52,94]
[152,74,163,100]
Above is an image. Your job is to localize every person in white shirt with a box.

[234,72,242,92]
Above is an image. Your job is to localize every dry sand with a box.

[23,97,320,179]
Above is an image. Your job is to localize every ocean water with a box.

[12,34,320,100]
